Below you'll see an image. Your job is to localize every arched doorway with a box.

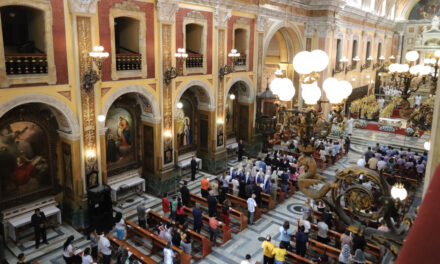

[263,23,303,107]
[226,81,252,141]
[175,85,213,158]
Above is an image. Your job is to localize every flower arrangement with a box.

[405,127,415,136]
[379,125,395,132]
[330,129,347,137]
[355,119,367,128]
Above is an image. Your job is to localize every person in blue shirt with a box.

[280,169,289,199]
[279,221,292,251]
[192,204,203,233]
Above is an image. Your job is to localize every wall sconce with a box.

[164,130,173,138]
[332,56,356,76]
[219,49,240,79]
[164,48,188,85]
[360,56,374,72]
[82,46,109,92]
[97,115,106,122]
[85,149,97,165]
[177,102,183,109]
[217,118,224,124]
[229,94,236,100]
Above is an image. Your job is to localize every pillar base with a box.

[61,198,89,229]
[198,148,228,174]
[145,167,180,196]
[245,133,263,157]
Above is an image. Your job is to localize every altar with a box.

[1,197,61,243]
[107,170,146,202]
[379,117,407,129]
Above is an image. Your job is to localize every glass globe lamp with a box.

[405,51,419,62]
[277,78,296,102]
[310,49,329,72]
[301,82,322,105]
[293,51,313,75]
[340,80,353,99]
[270,77,283,96]
[391,183,408,200]
[424,141,431,151]
[323,78,343,104]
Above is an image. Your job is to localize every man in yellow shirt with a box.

[261,235,274,264]
[272,243,287,264]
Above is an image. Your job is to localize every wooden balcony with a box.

[116,53,142,71]
[186,53,203,68]
[5,53,47,75]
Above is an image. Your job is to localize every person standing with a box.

[115,212,126,240]
[222,199,231,229]
[279,221,292,251]
[208,217,219,247]
[31,208,48,249]
[200,176,210,198]
[170,196,177,220]
[280,170,289,200]
[207,191,218,217]
[364,147,374,163]
[180,181,190,206]
[238,139,245,161]
[272,243,287,264]
[192,204,203,233]
[317,216,329,244]
[241,254,253,264]
[162,194,170,218]
[346,117,354,137]
[232,176,240,196]
[62,236,75,264]
[340,229,353,248]
[261,235,275,264]
[98,231,111,264]
[180,224,192,254]
[163,241,176,264]
[89,229,99,260]
[295,225,308,257]
[247,194,257,225]
[190,156,198,181]
[345,136,351,153]
[137,201,149,229]
[339,244,351,264]
[81,248,93,264]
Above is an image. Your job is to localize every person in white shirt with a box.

[377,157,387,171]
[317,218,329,244]
[62,235,75,264]
[415,95,422,106]
[241,254,255,264]
[231,177,240,196]
[163,241,176,264]
[247,194,257,225]
[300,214,311,237]
[378,97,385,108]
[98,232,112,264]
[346,117,354,136]
[357,158,366,167]
[81,247,93,264]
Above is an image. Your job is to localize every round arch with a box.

[101,84,161,121]
[225,75,255,105]
[263,21,305,62]
[0,93,80,135]
[399,0,421,20]
[174,79,215,115]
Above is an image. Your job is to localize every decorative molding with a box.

[256,15,269,32]
[67,0,100,14]
[174,79,215,114]
[318,23,334,38]
[148,83,156,91]
[162,23,173,164]
[225,75,255,106]
[157,0,179,23]
[0,93,80,135]
[305,23,315,37]
[235,17,250,27]
[58,130,81,141]
[101,84,161,119]
[214,7,231,27]
[185,10,205,20]
[57,91,72,101]
[101,87,111,97]
[113,0,140,11]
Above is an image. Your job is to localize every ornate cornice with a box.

[157,0,179,23]
[67,0,100,14]
[113,0,140,11]
[256,15,270,32]
[214,6,231,27]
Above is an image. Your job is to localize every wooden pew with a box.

[309,223,381,258]
[183,206,232,245]
[286,251,315,264]
[125,220,192,264]
[227,183,275,212]
[225,193,262,222]
[147,210,212,259]
[107,234,156,264]
[189,192,248,232]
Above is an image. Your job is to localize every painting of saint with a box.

[176,100,193,149]
[105,107,135,168]
[0,121,49,200]
[409,0,440,20]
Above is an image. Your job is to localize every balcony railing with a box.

[186,53,203,68]
[5,53,47,75]
[235,54,247,67]
[116,53,142,71]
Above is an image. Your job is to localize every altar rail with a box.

[5,53,48,75]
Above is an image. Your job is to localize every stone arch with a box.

[101,85,161,122]
[225,75,255,105]
[0,93,80,136]
[174,79,215,115]
[263,21,304,62]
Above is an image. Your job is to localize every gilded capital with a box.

[256,15,269,32]
[67,0,100,14]
[215,7,231,27]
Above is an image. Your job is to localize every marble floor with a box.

[3,128,425,264]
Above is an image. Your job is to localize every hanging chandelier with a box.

[269,69,295,102]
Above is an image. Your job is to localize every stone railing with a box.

[5,53,48,75]
[186,54,203,68]
[235,54,247,67]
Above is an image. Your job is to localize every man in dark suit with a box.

[31,208,48,249]
[238,139,245,161]
[180,181,190,206]
[190,156,198,181]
